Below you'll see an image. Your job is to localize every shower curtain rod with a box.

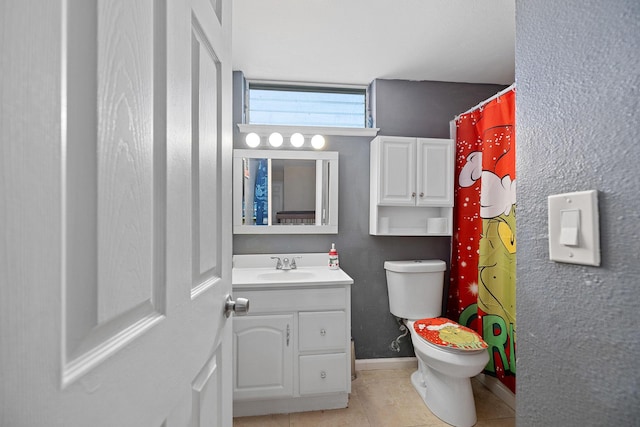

[455,83,516,119]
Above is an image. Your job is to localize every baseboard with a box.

[355,357,418,371]
[475,373,516,411]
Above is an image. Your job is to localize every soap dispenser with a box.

[328,243,339,270]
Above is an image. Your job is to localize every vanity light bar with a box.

[244,132,325,149]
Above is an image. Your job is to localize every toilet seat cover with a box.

[413,318,488,351]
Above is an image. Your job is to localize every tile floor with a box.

[233,368,515,427]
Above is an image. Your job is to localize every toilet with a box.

[384,260,489,427]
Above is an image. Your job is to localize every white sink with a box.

[256,270,316,281]
[232,253,353,287]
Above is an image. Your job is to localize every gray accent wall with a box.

[516,0,640,425]
[369,79,508,138]
[233,72,507,359]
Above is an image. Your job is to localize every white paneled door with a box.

[1,0,234,425]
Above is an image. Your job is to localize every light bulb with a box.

[268,132,283,147]
[290,133,305,147]
[245,132,260,148]
[311,134,325,149]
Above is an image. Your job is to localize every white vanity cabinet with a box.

[232,254,353,417]
[233,314,294,400]
[370,136,454,236]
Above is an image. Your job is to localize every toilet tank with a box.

[384,260,446,320]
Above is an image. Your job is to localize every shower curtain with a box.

[447,86,516,393]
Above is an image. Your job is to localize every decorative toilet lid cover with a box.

[414,318,488,351]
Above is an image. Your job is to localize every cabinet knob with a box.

[411,192,416,198]
[419,192,424,198]
[320,371,327,379]
[320,328,326,336]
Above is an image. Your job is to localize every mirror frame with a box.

[233,149,339,234]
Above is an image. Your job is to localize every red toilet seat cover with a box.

[413,318,488,351]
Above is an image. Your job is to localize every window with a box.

[248,84,367,128]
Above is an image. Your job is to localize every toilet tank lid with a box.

[384,260,446,273]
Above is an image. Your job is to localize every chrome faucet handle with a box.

[290,256,302,269]
[270,256,283,269]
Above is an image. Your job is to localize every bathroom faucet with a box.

[271,256,302,270]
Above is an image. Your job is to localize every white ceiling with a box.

[232,0,515,87]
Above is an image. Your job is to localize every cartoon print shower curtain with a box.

[447,87,516,393]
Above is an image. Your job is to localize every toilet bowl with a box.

[407,319,489,427]
[384,260,489,427]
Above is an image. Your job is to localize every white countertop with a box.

[232,253,354,287]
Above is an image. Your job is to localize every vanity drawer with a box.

[234,287,346,313]
[298,311,346,352]
[299,353,347,395]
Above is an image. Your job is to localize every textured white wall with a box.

[516,0,640,424]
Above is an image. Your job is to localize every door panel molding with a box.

[62,0,167,388]
[191,349,222,427]
[190,13,223,298]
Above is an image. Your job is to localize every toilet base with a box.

[410,366,478,427]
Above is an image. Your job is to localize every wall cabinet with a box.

[232,282,352,417]
[370,136,454,235]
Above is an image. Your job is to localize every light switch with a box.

[548,190,600,266]
[559,209,580,246]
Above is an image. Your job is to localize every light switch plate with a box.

[548,190,600,266]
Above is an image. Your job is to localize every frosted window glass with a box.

[248,86,366,128]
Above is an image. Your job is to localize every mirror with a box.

[233,149,339,234]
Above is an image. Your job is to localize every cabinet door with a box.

[416,138,454,206]
[378,137,416,205]
[233,314,294,400]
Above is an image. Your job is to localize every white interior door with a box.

[0,0,234,425]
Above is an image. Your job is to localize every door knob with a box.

[224,295,250,318]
